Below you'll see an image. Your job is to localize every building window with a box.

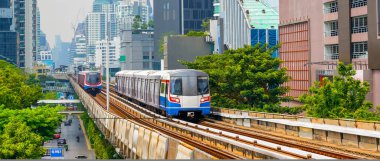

[351,0,367,8]
[325,21,338,37]
[352,16,368,33]
[352,42,368,59]
[325,45,339,60]
[324,1,338,13]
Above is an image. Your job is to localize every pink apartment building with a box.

[279,0,380,106]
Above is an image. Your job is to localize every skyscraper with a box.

[86,0,118,65]
[153,0,214,68]
[0,0,18,66]
[14,0,38,70]
[116,0,150,30]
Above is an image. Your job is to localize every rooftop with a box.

[242,0,279,29]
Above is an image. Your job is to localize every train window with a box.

[170,77,183,95]
[160,83,165,94]
[86,73,100,85]
[198,77,209,95]
[181,77,197,96]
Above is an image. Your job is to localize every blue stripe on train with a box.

[84,85,102,90]
[159,96,210,116]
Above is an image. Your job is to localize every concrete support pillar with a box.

[372,70,380,106]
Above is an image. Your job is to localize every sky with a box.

[39,0,278,48]
[39,0,94,47]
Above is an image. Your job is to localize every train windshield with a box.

[198,77,209,95]
[170,76,208,96]
[87,73,100,84]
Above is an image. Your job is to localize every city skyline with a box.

[39,0,94,47]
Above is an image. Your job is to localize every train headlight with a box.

[200,96,210,103]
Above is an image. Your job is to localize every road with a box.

[43,115,95,159]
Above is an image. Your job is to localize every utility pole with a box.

[106,7,110,112]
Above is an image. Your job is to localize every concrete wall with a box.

[120,30,156,70]
[153,0,182,59]
[279,0,325,98]
[164,36,211,70]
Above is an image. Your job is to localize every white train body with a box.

[115,69,211,117]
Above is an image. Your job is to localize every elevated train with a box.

[115,70,210,118]
[77,71,102,95]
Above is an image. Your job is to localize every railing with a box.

[351,0,367,8]
[325,30,338,37]
[352,52,368,59]
[324,6,338,14]
[324,53,339,60]
[352,26,368,34]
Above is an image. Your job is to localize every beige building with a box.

[279,0,380,106]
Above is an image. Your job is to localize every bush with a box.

[81,111,120,159]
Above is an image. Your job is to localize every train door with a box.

[159,81,167,109]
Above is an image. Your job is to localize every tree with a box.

[181,45,290,110]
[141,23,148,30]
[186,31,207,37]
[42,92,57,100]
[0,121,45,159]
[148,20,154,29]
[132,15,142,30]
[201,19,210,31]
[0,60,42,109]
[0,106,64,140]
[300,62,378,120]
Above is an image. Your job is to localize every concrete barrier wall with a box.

[70,78,215,159]
[212,107,380,131]
[211,107,380,152]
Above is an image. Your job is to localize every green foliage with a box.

[81,111,120,159]
[132,15,143,31]
[186,31,207,37]
[141,23,148,30]
[0,121,45,159]
[201,19,210,31]
[148,20,154,29]
[181,45,290,110]
[0,60,42,109]
[43,92,58,100]
[158,32,175,58]
[0,106,64,140]
[300,62,379,121]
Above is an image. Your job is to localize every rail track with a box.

[94,92,244,159]
[96,83,373,159]
[200,119,377,159]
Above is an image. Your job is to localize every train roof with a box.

[79,71,101,75]
[116,69,208,79]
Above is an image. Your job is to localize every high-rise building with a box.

[13,0,38,70]
[279,0,380,106]
[86,12,118,62]
[0,0,18,66]
[209,0,279,54]
[116,0,150,30]
[73,34,87,67]
[153,0,214,68]
[86,0,118,65]
[120,30,156,70]
[95,37,120,76]
[52,35,71,66]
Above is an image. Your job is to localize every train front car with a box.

[78,71,102,95]
[160,70,211,119]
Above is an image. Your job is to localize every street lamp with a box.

[105,6,110,112]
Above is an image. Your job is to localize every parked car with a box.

[57,139,66,145]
